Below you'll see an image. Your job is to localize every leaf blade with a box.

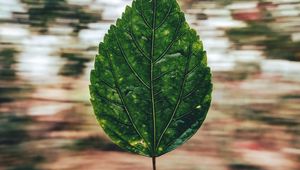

[90,0,212,157]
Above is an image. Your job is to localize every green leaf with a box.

[90,0,212,157]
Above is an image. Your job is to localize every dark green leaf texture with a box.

[90,0,212,157]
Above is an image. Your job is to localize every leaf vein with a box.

[94,90,123,108]
[153,70,173,82]
[137,1,152,29]
[155,48,193,151]
[187,62,201,76]
[163,116,206,150]
[183,86,198,100]
[127,31,150,61]
[174,110,193,121]
[99,79,117,91]
[114,30,150,89]
[103,47,151,153]
[154,17,184,64]
[155,5,173,30]
[104,124,146,154]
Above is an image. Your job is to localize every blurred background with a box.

[0,0,299,170]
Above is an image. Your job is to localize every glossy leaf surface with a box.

[90,0,212,157]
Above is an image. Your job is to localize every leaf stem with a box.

[152,157,156,170]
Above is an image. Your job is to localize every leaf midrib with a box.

[150,0,157,156]
[149,0,188,155]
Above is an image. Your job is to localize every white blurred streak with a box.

[0,0,26,19]
[291,32,300,42]
[79,29,106,46]
[226,2,258,10]
[262,60,300,80]
[0,24,30,42]
[67,0,93,6]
